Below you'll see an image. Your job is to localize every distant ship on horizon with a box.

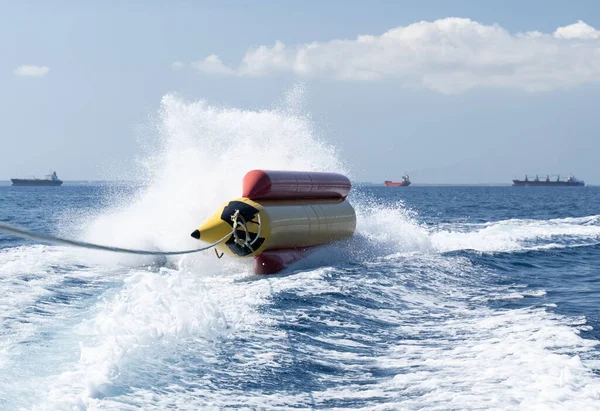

[384,174,411,187]
[11,171,63,186]
[512,174,584,187]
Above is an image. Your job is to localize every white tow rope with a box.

[0,221,233,256]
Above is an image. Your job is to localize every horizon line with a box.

[0,180,596,186]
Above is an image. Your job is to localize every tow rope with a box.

[0,221,233,256]
[230,209,261,254]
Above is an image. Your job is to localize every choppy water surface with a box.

[2,95,600,410]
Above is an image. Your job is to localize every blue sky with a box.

[2,0,600,183]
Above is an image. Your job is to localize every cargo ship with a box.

[512,174,584,187]
[11,171,63,186]
[384,174,411,187]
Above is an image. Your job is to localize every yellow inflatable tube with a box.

[191,197,356,258]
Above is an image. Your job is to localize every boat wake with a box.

[431,215,600,253]
[1,89,599,409]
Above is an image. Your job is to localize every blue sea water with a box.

[1,183,600,410]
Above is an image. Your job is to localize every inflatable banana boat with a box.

[191,170,356,274]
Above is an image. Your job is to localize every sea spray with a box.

[77,86,345,267]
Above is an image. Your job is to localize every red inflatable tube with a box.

[254,248,313,274]
[242,170,351,200]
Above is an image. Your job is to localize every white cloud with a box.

[239,41,292,76]
[554,20,600,40]
[14,65,50,78]
[171,61,185,70]
[191,54,235,75]
[188,18,600,94]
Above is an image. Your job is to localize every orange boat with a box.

[384,174,411,187]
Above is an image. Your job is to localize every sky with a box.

[2,0,600,184]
